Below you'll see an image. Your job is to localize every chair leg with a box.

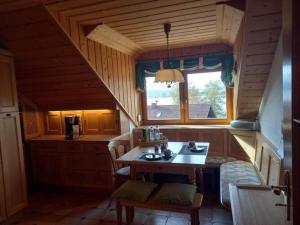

[126,206,135,225]
[116,202,122,225]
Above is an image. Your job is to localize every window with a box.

[142,71,232,125]
[187,72,227,119]
[145,77,181,120]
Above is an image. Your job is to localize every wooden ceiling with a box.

[0,5,116,111]
[234,0,281,119]
[43,0,242,53]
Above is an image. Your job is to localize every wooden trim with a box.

[141,71,233,125]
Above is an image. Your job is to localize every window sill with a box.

[138,124,231,130]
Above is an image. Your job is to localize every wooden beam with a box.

[84,24,144,56]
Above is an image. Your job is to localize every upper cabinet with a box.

[44,110,121,135]
[0,53,18,113]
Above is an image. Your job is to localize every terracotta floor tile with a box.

[15,191,232,225]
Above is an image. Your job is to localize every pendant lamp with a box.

[155,23,184,88]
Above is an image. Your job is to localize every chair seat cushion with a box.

[116,166,130,176]
[111,180,157,202]
[153,183,197,206]
[220,160,261,206]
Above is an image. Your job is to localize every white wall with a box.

[258,34,283,157]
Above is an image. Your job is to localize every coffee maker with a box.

[64,116,80,140]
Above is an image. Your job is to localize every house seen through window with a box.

[144,71,229,124]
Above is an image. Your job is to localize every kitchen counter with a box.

[30,134,118,142]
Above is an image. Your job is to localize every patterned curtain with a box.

[136,52,233,92]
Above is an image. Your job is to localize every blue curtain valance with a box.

[136,52,233,92]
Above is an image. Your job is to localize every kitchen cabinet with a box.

[0,53,18,113]
[0,51,27,222]
[0,152,6,223]
[44,111,62,135]
[30,139,114,190]
[0,113,27,217]
[83,110,120,135]
[83,110,102,134]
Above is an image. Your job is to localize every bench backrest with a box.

[254,133,282,186]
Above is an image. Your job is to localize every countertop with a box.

[29,135,118,142]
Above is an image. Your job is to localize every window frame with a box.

[141,69,233,125]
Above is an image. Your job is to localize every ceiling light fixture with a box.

[155,23,184,88]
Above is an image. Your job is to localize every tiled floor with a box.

[12,191,233,225]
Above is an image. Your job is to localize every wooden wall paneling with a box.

[78,24,88,57]
[87,39,96,66]
[117,51,124,105]
[160,129,179,141]
[121,53,129,114]
[39,5,140,124]
[202,130,225,156]
[106,47,114,90]
[101,45,109,85]
[234,0,281,120]
[94,42,103,78]
[125,55,132,117]
[112,49,120,101]
[44,111,62,135]
[129,56,136,119]
[19,97,42,140]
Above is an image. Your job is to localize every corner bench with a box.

[116,192,203,225]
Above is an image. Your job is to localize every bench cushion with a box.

[220,160,261,206]
[153,183,197,206]
[112,180,157,202]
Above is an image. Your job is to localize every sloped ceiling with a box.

[234,0,282,119]
[43,0,242,52]
[0,5,116,110]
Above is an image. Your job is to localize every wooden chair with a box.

[108,140,131,187]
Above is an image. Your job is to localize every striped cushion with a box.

[220,160,261,207]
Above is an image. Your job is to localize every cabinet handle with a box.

[293,119,300,124]
[6,113,11,117]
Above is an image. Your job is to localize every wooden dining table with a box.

[116,142,209,188]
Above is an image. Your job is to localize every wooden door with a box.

[0,151,6,222]
[44,111,62,134]
[0,54,18,113]
[282,0,300,223]
[0,112,27,217]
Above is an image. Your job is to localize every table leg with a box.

[130,165,137,180]
[197,168,204,192]
[187,168,196,185]
[116,201,122,225]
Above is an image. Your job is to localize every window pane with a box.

[187,72,227,119]
[145,77,181,120]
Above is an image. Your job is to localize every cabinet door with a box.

[0,112,27,217]
[33,152,62,185]
[0,153,7,222]
[83,110,102,134]
[44,111,62,134]
[101,110,120,134]
[0,55,18,112]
